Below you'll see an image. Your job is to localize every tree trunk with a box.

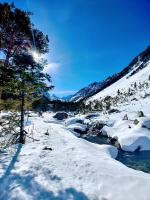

[19,90,25,144]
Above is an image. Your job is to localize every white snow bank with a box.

[141,116,150,129]
[67,123,87,136]
[65,117,84,126]
[67,123,87,131]
[101,117,150,151]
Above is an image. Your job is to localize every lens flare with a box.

[32,50,41,62]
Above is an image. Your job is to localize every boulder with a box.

[76,119,84,124]
[95,122,104,130]
[131,98,138,101]
[85,113,99,119]
[53,112,68,120]
[43,147,53,151]
[141,119,150,129]
[86,121,105,136]
[67,123,87,136]
[110,136,121,149]
[65,118,84,126]
[44,129,49,135]
[74,128,86,135]
[108,109,120,114]
[134,119,139,125]
[123,114,128,120]
[137,111,144,117]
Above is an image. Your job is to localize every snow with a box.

[67,123,87,132]
[87,62,150,103]
[65,117,84,126]
[1,114,150,199]
[141,116,150,129]
[67,123,87,136]
[81,61,150,152]
[101,118,150,151]
[65,111,150,152]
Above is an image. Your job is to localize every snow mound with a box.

[101,117,150,151]
[65,117,84,126]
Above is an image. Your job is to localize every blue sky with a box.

[2,0,150,96]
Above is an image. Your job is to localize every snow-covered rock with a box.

[65,117,84,126]
[141,117,150,129]
[53,112,68,120]
[101,117,150,152]
[67,123,87,136]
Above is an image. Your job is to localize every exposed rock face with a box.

[53,112,68,120]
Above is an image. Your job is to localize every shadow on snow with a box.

[0,144,89,200]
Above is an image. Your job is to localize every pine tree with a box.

[0,3,53,144]
[11,53,53,143]
[0,3,31,84]
[117,89,120,95]
[134,82,137,90]
[0,3,49,85]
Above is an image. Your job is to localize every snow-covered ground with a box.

[1,113,150,200]
[87,62,150,103]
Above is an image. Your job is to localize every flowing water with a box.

[84,135,150,174]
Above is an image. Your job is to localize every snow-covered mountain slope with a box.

[70,45,150,102]
[44,93,73,102]
[61,94,74,102]
[87,46,150,103]
[69,82,102,102]
[44,93,62,101]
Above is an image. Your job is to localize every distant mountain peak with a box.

[44,93,62,101]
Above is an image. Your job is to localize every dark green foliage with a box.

[94,100,102,111]
[32,96,51,111]
[0,2,49,86]
[117,89,120,95]
[0,2,53,144]
[12,53,53,95]
[32,97,87,113]
[32,28,49,54]
[49,100,82,112]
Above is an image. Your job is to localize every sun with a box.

[32,50,41,62]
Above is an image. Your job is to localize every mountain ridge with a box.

[69,45,150,102]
